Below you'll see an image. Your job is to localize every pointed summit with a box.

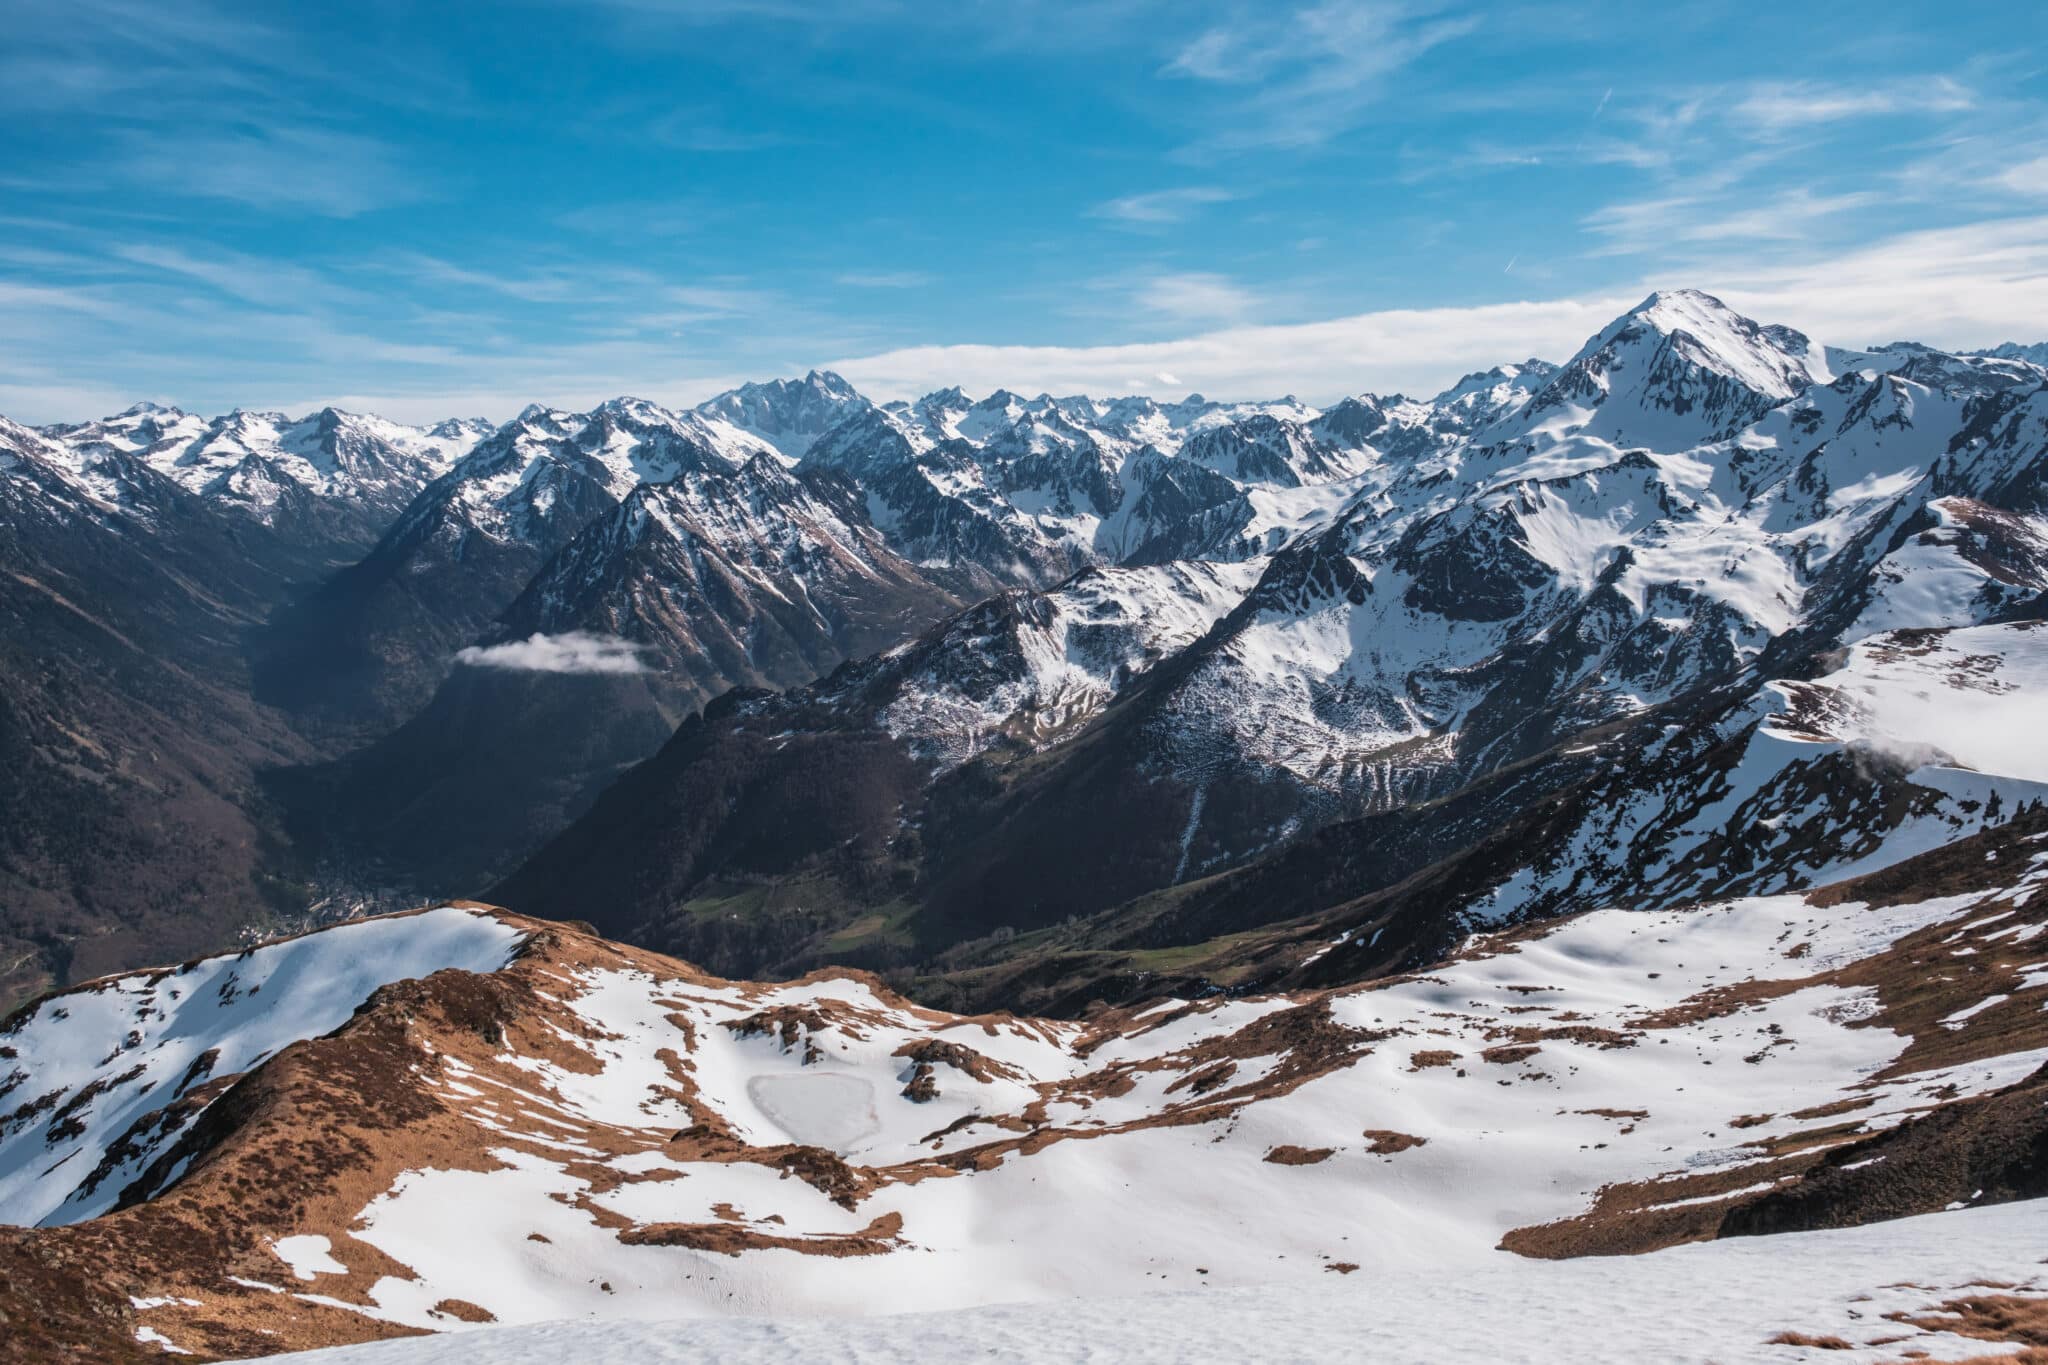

[1613,289,1817,401]
[803,369,860,398]
[596,395,665,417]
[694,370,871,460]
[429,416,497,441]
[1432,359,1558,409]
[1512,288,1819,445]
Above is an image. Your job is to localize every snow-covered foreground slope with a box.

[0,908,526,1227]
[7,810,2045,1359]
[279,1199,2048,1365]
[253,887,2046,1324]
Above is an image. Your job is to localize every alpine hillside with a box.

[495,292,2048,1007]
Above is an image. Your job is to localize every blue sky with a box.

[5,0,2047,423]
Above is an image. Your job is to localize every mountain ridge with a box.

[6,287,2048,1015]
[493,291,2048,998]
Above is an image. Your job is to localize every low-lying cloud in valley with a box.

[454,632,649,675]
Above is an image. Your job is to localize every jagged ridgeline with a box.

[3,293,2048,1018]
[494,293,2048,1010]
[4,290,2048,1361]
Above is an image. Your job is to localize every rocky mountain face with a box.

[0,418,323,1007]
[251,362,1509,905]
[0,385,942,1002]
[497,293,2048,1000]
[800,385,1388,593]
[250,399,790,739]
[488,558,1265,971]
[1970,340,2048,367]
[37,404,491,560]
[278,448,962,895]
[691,367,871,459]
[5,297,2047,1028]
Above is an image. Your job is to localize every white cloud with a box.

[1731,78,1974,132]
[1585,188,1880,254]
[1709,215,2048,350]
[454,632,650,675]
[829,215,2048,403]
[1999,156,2048,198]
[112,125,424,217]
[665,284,762,313]
[1090,186,1236,224]
[1165,1,1478,151]
[10,193,2046,432]
[830,296,1630,404]
[377,252,647,304]
[1165,27,1250,83]
[113,242,368,309]
[836,271,933,288]
[1134,272,1261,324]
[0,378,144,424]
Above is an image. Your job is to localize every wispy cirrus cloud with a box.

[1585,187,1881,255]
[835,271,933,288]
[0,217,860,424]
[0,0,288,113]
[630,102,807,152]
[1089,186,1238,224]
[1568,74,2010,261]
[107,125,426,217]
[1132,271,1263,324]
[1165,1,1478,151]
[5,1,456,223]
[2000,156,2048,197]
[9,213,2048,431]
[111,242,371,309]
[1731,77,1975,132]
[2,2,2039,433]
[375,253,636,305]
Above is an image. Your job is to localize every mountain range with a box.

[4,287,2048,1360]
[2,289,2046,1022]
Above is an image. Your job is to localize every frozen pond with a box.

[746,1073,880,1151]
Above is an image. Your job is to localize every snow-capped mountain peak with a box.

[1967,340,2048,368]
[428,414,497,441]
[26,401,495,545]
[1431,359,1556,408]
[593,394,671,422]
[514,401,573,428]
[693,369,872,460]
[1507,289,1818,450]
